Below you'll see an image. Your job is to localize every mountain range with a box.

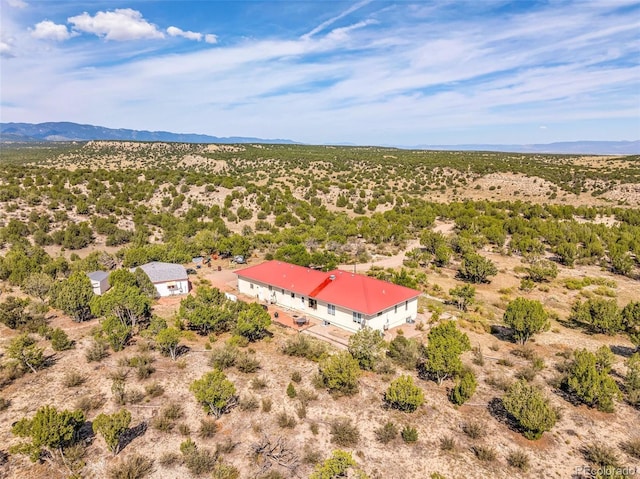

[0,122,296,145]
[1,122,638,155]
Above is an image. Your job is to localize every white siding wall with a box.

[367,298,418,330]
[154,279,189,297]
[314,301,362,332]
[91,278,110,296]
[238,277,418,332]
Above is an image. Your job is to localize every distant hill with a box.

[1,122,637,154]
[412,140,640,155]
[0,122,297,145]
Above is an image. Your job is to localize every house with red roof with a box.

[235,260,421,332]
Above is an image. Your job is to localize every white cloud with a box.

[31,20,73,41]
[6,0,28,8]
[0,39,15,57]
[68,8,164,41]
[167,26,202,41]
[167,26,218,44]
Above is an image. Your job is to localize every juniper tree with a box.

[503,379,557,440]
[503,297,550,344]
[190,370,237,418]
[384,375,424,412]
[92,409,131,455]
[11,405,85,462]
[419,321,471,384]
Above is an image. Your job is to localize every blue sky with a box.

[1,0,639,146]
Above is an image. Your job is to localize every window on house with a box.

[353,312,362,323]
[405,301,408,310]
[327,304,335,316]
[395,305,398,314]
[250,283,254,289]
[268,285,272,291]
[291,292,295,298]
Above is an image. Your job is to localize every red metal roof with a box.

[235,261,328,296]
[236,261,421,315]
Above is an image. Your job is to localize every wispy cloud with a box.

[6,0,28,8]
[302,0,373,39]
[68,9,164,41]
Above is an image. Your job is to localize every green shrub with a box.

[439,436,456,452]
[565,348,621,412]
[198,418,218,439]
[62,370,86,388]
[401,425,418,443]
[310,450,356,479]
[281,335,326,361]
[472,445,496,462]
[462,421,485,440]
[86,340,109,362]
[620,438,640,460]
[330,418,360,447]
[384,375,424,412]
[291,371,302,383]
[581,442,621,472]
[419,321,471,384]
[276,412,296,429]
[507,449,530,471]
[107,454,154,479]
[347,328,385,370]
[235,352,260,373]
[449,369,477,405]
[190,370,236,418]
[386,334,420,369]
[286,382,297,398]
[570,298,622,334]
[93,409,131,455]
[318,352,360,396]
[209,344,238,370]
[50,328,74,351]
[374,421,398,444]
[503,298,549,344]
[503,380,557,439]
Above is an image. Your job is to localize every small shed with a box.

[135,262,189,297]
[87,271,110,295]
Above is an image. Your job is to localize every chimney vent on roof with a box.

[329,274,336,281]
